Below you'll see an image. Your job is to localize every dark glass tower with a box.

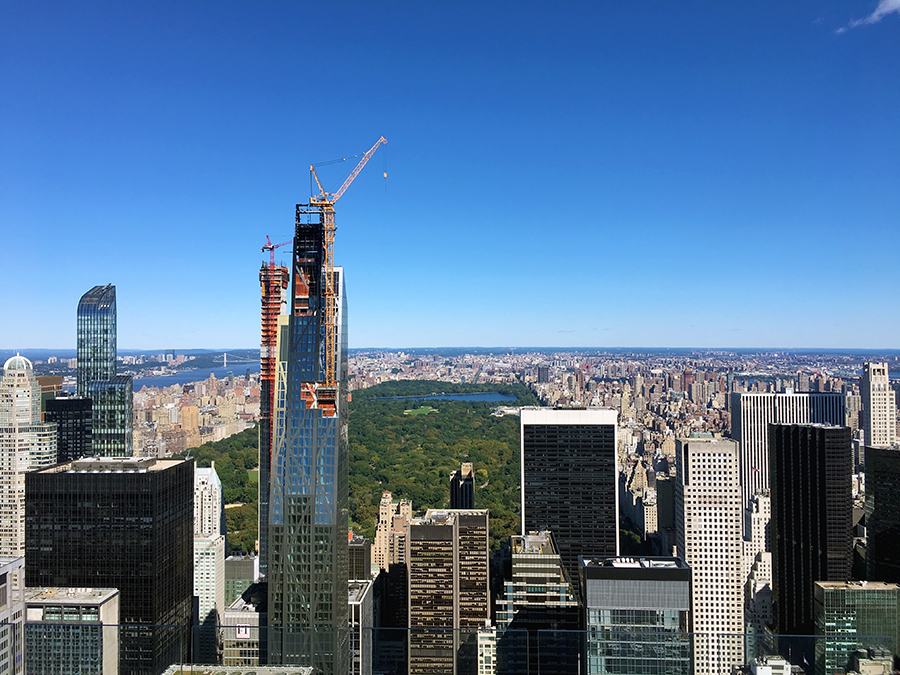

[866,445,900,583]
[769,423,852,636]
[25,457,194,675]
[45,396,92,463]
[450,462,475,509]
[520,408,619,599]
[76,285,117,396]
[76,285,133,456]
[268,206,349,672]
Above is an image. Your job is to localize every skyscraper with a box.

[258,261,290,578]
[674,437,744,675]
[77,285,118,395]
[520,407,619,598]
[866,445,900,583]
[860,362,896,448]
[25,457,194,675]
[77,285,133,456]
[407,509,489,675]
[268,204,349,672]
[580,556,692,675]
[0,355,57,557]
[769,424,852,637]
[194,463,225,664]
[730,391,846,512]
[450,461,475,509]
[496,531,579,675]
[45,395,92,463]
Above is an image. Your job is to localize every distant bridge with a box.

[211,352,258,367]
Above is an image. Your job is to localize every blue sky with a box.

[2,1,898,350]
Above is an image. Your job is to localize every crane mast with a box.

[309,136,387,385]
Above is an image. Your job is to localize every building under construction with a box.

[266,137,385,672]
[258,259,289,577]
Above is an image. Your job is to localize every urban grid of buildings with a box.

[4,145,900,674]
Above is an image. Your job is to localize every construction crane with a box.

[261,235,292,269]
[309,136,387,385]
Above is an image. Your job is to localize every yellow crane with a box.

[310,136,387,386]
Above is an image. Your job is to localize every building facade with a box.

[373,490,413,572]
[814,581,900,675]
[861,362,895,448]
[866,445,900,583]
[450,462,475,509]
[76,285,133,456]
[408,509,489,675]
[730,392,846,512]
[495,531,579,675]
[0,356,57,558]
[580,556,692,675]
[674,438,744,675]
[0,557,25,675]
[769,424,852,637]
[348,579,374,675]
[24,587,119,675]
[268,206,349,673]
[44,395,92,463]
[25,457,193,675]
[520,408,619,598]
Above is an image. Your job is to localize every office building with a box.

[45,395,92,463]
[268,205,349,673]
[731,392,846,512]
[861,362,896,448]
[408,509,489,675]
[450,462,475,509]
[580,556,692,675]
[0,355,57,557]
[258,260,290,577]
[25,457,193,675]
[769,424,852,637]
[0,557,25,675]
[349,534,372,580]
[521,407,619,597]
[373,490,413,571]
[24,587,119,675]
[225,555,260,607]
[348,579,374,675]
[495,531,579,675]
[814,581,900,675]
[194,535,225,664]
[222,581,267,667]
[674,438,744,675]
[195,462,224,538]
[76,285,133,456]
[866,445,900,583]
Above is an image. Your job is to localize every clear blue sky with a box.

[2,1,898,350]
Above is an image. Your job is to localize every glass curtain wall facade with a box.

[76,285,117,397]
[25,458,194,675]
[269,206,349,673]
[77,285,133,456]
[581,557,692,675]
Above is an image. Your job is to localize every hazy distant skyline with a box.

[3,2,898,350]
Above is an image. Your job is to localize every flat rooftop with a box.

[39,457,186,473]
[25,587,118,604]
[581,556,689,569]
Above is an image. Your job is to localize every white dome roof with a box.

[3,355,33,372]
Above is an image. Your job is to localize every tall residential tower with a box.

[76,285,133,456]
[268,205,350,672]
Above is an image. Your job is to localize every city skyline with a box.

[3,2,899,350]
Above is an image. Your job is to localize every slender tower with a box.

[861,362,896,448]
[269,205,349,672]
[258,261,289,576]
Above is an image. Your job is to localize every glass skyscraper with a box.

[77,285,133,456]
[268,207,349,673]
